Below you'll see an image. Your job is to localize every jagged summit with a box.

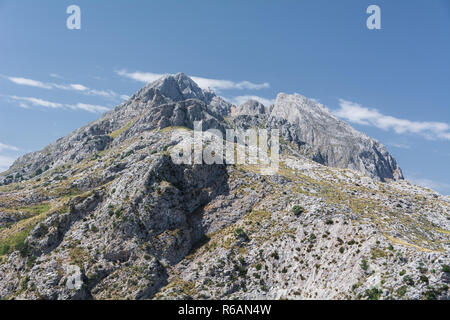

[1,73,403,183]
[135,72,215,105]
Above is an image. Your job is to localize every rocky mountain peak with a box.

[0,73,404,184]
[269,92,404,181]
[234,99,267,116]
[136,72,215,104]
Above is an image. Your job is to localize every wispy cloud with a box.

[334,99,450,141]
[0,155,16,173]
[8,96,109,113]
[53,83,118,99]
[116,70,270,92]
[49,73,64,79]
[53,83,89,91]
[0,142,19,172]
[69,103,110,113]
[0,142,19,152]
[228,95,275,107]
[8,77,52,89]
[387,142,411,150]
[4,75,120,99]
[9,96,63,108]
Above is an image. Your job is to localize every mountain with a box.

[0,73,448,300]
[269,93,403,181]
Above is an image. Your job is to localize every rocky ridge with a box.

[0,73,448,300]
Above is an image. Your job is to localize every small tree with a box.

[365,287,382,300]
[291,205,304,217]
[360,259,369,271]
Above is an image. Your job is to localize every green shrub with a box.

[365,287,382,300]
[403,275,414,286]
[419,275,429,284]
[270,251,279,260]
[237,265,247,277]
[441,264,450,273]
[396,285,407,298]
[21,276,30,290]
[360,259,369,271]
[291,205,304,217]
[423,288,437,300]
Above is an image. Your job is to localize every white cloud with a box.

[8,77,52,89]
[8,96,109,114]
[53,83,88,91]
[387,142,411,150]
[0,142,19,152]
[116,70,162,83]
[89,89,119,99]
[191,77,269,91]
[69,103,110,113]
[49,73,64,79]
[0,142,19,173]
[0,155,15,172]
[5,75,120,99]
[116,70,270,92]
[53,84,117,98]
[9,96,63,108]
[228,95,275,107]
[334,99,450,141]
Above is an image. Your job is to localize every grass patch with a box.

[0,225,33,256]
[0,202,53,257]
[109,120,135,139]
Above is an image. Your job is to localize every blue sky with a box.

[0,0,449,194]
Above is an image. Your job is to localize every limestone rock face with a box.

[0,74,447,301]
[269,93,403,181]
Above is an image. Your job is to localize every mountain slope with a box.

[0,73,448,300]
